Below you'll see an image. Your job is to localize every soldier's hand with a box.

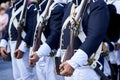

[29,52,39,67]
[0,47,8,59]
[115,43,120,50]
[60,61,74,76]
[14,49,24,59]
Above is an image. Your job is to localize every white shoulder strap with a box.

[78,25,86,43]
[9,6,25,40]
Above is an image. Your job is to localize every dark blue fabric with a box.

[23,3,37,46]
[45,4,65,49]
[81,0,110,57]
[61,0,110,58]
[38,0,48,14]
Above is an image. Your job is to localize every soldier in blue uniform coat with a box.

[0,0,37,80]
[29,0,71,80]
[57,0,110,80]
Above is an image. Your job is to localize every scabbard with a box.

[55,57,61,75]
[94,66,109,80]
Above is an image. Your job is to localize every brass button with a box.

[61,44,64,47]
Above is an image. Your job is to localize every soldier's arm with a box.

[46,5,64,50]
[36,4,64,56]
[18,4,37,53]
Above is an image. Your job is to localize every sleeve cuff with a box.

[18,40,29,53]
[0,39,8,48]
[67,49,88,69]
[36,43,51,57]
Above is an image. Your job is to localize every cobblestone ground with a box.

[0,61,14,80]
[0,60,38,80]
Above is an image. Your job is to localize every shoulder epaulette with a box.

[52,3,64,10]
[27,4,36,10]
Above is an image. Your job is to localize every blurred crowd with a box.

[0,1,10,62]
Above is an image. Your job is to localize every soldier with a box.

[0,0,37,80]
[57,0,110,80]
[29,0,73,80]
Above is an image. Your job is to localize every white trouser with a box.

[116,50,120,65]
[109,50,120,65]
[9,41,34,80]
[103,57,111,76]
[36,56,64,80]
[65,66,100,80]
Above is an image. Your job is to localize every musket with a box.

[55,0,88,75]
[32,0,53,52]
[63,0,88,62]
[15,0,28,50]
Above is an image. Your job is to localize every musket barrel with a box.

[75,0,88,21]
[32,0,53,52]
[63,0,88,61]
[15,0,28,50]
